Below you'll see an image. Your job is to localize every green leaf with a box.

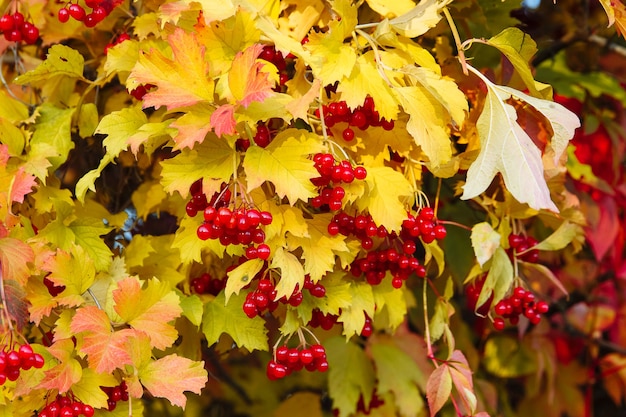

[178,293,204,327]
[98,106,148,156]
[202,291,268,351]
[14,45,85,85]
[30,104,75,170]
[471,222,501,267]
[171,215,226,265]
[0,118,26,156]
[326,337,376,417]
[224,258,265,302]
[483,334,538,377]
[534,221,581,251]
[243,129,325,204]
[371,341,426,417]
[337,281,375,337]
[71,368,118,409]
[476,247,513,311]
[271,247,305,301]
[372,278,408,331]
[68,217,114,272]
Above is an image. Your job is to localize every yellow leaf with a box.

[366,0,416,17]
[229,44,277,107]
[461,65,579,211]
[224,258,265,302]
[271,247,305,300]
[128,28,214,110]
[286,78,322,120]
[470,222,501,267]
[171,103,214,150]
[243,129,325,203]
[331,0,358,38]
[71,368,118,409]
[14,45,85,85]
[104,38,140,77]
[287,213,350,281]
[304,27,357,85]
[476,247,513,310]
[337,52,399,121]
[30,104,74,170]
[372,279,408,330]
[0,118,26,156]
[393,86,453,168]
[389,0,449,38]
[38,339,82,393]
[42,246,95,307]
[113,277,183,350]
[338,282,375,337]
[355,165,412,232]
[0,89,29,122]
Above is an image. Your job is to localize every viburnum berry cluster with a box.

[101,380,129,411]
[104,32,130,54]
[190,272,225,295]
[266,343,328,380]
[39,393,95,417]
[507,233,540,263]
[492,286,549,330]
[310,153,367,210]
[0,343,44,385]
[258,45,290,91]
[243,275,326,318]
[348,208,444,288]
[57,0,121,27]
[0,12,39,44]
[308,309,338,330]
[317,97,395,141]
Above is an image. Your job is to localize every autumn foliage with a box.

[1,0,626,416]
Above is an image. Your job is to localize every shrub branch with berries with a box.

[5,0,625,416]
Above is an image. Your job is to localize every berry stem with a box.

[0,265,15,333]
[437,220,472,231]
[423,276,435,361]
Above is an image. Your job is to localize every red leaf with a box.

[229,44,275,108]
[210,104,237,137]
[9,166,37,203]
[426,364,452,417]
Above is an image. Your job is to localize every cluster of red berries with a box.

[0,12,39,44]
[0,343,45,385]
[465,276,492,316]
[104,32,130,54]
[310,153,367,210]
[39,394,95,417]
[190,272,225,295]
[101,381,128,411]
[185,180,230,217]
[44,275,66,297]
[266,344,328,380]
[345,208,443,288]
[236,122,274,150]
[316,97,395,141]
[258,45,290,91]
[308,309,338,330]
[58,0,120,28]
[197,205,272,248]
[507,233,539,263]
[492,286,549,330]
[243,276,326,318]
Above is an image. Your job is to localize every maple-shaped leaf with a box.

[286,213,350,281]
[337,52,399,122]
[389,0,448,38]
[202,291,268,351]
[113,277,182,350]
[326,337,376,417]
[70,305,135,373]
[304,21,357,85]
[461,64,580,211]
[337,281,376,337]
[171,103,214,150]
[426,364,452,417]
[29,104,75,170]
[243,129,325,204]
[160,133,238,196]
[42,246,95,307]
[127,28,214,110]
[285,78,322,121]
[229,43,276,107]
[0,237,34,285]
[355,165,413,232]
[13,44,85,85]
[371,279,408,331]
[71,368,118,409]
[210,104,237,137]
[371,341,426,417]
[38,339,82,393]
[9,166,37,204]
[139,354,207,408]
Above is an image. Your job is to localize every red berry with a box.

[243,300,257,318]
[299,349,314,364]
[259,211,273,225]
[311,344,326,358]
[536,301,549,314]
[196,224,211,240]
[82,404,95,417]
[256,243,271,260]
[6,351,20,367]
[493,317,506,331]
[315,359,329,372]
[0,14,14,31]
[342,127,355,141]
[12,12,24,27]
[508,234,524,249]
[68,4,86,21]
[433,224,447,240]
[309,283,326,298]
[18,344,34,359]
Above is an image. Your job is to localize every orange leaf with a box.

[229,44,276,108]
[0,237,34,285]
[38,339,82,393]
[0,144,8,166]
[71,305,135,374]
[113,277,182,350]
[128,28,214,110]
[9,166,37,204]
[210,104,237,137]
[140,354,207,408]
[426,364,452,417]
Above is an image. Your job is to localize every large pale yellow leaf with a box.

[461,65,579,211]
[304,25,357,85]
[389,0,449,38]
[271,247,306,300]
[470,222,501,267]
[366,0,416,17]
[127,28,214,110]
[337,282,376,337]
[243,129,325,203]
[224,258,265,302]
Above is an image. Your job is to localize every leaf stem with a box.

[437,220,472,231]
[423,276,435,361]
[442,7,468,76]
[0,264,15,334]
